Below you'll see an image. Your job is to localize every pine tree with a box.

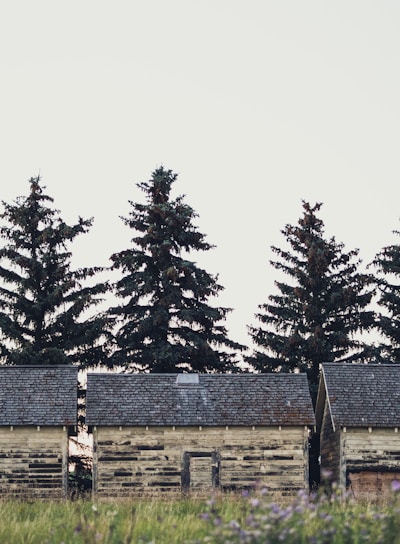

[110,166,243,372]
[247,201,376,394]
[373,224,400,362]
[0,176,110,367]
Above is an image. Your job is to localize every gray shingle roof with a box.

[316,363,400,430]
[86,373,315,427]
[0,366,78,426]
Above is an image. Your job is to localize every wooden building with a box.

[86,373,315,498]
[316,363,400,499]
[0,365,78,499]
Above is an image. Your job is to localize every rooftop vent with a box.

[176,374,199,386]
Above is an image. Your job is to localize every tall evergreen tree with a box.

[247,201,376,394]
[373,223,400,362]
[110,166,243,372]
[0,176,109,367]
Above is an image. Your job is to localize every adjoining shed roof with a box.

[0,366,78,426]
[316,363,400,431]
[86,373,315,427]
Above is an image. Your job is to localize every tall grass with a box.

[1,485,400,544]
[0,497,243,544]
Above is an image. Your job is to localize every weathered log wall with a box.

[93,425,309,498]
[344,427,400,499]
[0,426,68,499]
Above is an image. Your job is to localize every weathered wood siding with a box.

[93,425,309,498]
[319,398,341,484]
[343,427,400,499]
[0,426,68,499]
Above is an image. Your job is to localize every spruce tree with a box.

[0,176,109,367]
[110,166,243,372]
[373,224,400,362]
[247,201,376,394]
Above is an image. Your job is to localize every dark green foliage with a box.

[0,176,110,367]
[110,166,243,372]
[247,201,376,393]
[373,224,400,362]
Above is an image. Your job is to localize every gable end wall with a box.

[320,398,341,484]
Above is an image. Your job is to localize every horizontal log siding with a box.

[0,426,68,499]
[343,427,400,499]
[93,426,309,498]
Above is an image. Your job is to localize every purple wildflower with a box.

[271,503,281,515]
[391,479,400,493]
[321,468,333,480]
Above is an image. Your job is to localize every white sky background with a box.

[1,1,400,352]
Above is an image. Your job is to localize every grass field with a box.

[1,486,400,543]
[0,498,220,544]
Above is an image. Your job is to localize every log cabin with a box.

[0,365,78,499]
[86,373,315,498]
[316,362,400,499]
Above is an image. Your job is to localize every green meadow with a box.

[0,499,215,544]
[1,488,400,544]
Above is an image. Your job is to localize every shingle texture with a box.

[322,363,400,428]
[86,373,315,427]
[0,366,78,426]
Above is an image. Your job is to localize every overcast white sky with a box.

[1,1,400,350]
